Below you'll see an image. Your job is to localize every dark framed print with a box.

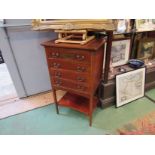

[111,38,131,67]
[116,68,145,107]
[137,38,155,60]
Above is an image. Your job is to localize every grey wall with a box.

[0,27,27,97]
[0,19,57,97]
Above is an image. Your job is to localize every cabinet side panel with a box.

[92,45,104,93]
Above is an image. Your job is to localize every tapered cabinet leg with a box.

[89,96,93,126]
[89,114,92,126]
[52,89,59,114]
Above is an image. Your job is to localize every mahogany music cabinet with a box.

[41,38,105,126]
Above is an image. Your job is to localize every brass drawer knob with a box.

[76,55,85,60]
[55,72,61,77]
[77,85,85,90]
[51,52,59,58]
[80,55,85,60]
[52,63,60,68]
[77,66,80,71]
[81,67,86,71]
[76,55,80,59]
[55,80,62,86]
[77,66,86,72]
[77,77,85,82]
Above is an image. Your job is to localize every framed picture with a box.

[116,68,145,107]
[111,38,131,67]
[136,19,155,31]
[32,19,115,31]
[113,19,131,33]
[137,38,155,60]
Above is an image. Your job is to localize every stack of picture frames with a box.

[111,37,146,107]
[106,20,147,107]
[110,19,155,107]
[103,19,134,79]
[109,35,155,71]
[104,35,146,107]
[103,19,155,108]
[110,37,146,107]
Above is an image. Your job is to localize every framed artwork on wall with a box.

[113,19,131,33]
[116,67,145,107]
[137,38,155,60]
[136,19,155,31]
[111,38,131,67]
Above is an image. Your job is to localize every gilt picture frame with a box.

[111,38,131,67]
[137,38,155,60]
[32,19,115,31]
[136,19,155,31]
[116,67,145,107]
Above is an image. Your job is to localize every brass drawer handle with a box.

[77,85,85,90]
[51,52,59,58]
[77,77,85,82]
[52,63,61,68]
[80,55,85,60]
[76,55,80,59]
[77,66,86,72]
[55,80,62,86]
[55,72,61,77]
[76,55,85,61]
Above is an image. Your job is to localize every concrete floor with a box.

[0,63,17,104]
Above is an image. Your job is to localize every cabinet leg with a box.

[52,89,59,114]
[89,114,92,126]
[89,96,93,126]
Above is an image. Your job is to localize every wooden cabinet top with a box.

[41,38,106,51]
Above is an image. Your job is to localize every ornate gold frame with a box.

[137,38,155,60]
[32,19,115,31]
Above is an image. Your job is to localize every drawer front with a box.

[53,78,89,93]
[50,69,89,83]
[49,59,90,73]
[48,47,91,63]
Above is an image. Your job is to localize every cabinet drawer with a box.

[53,78,89,93]
[49,59,90,73]
[50,69,89,83]
[48,47,91,63]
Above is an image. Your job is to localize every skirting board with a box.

[145,81,155,91]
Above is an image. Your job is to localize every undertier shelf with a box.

[58,92,97,115]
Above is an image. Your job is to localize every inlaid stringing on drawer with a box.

[48,47,91,63]
[50,69,89,83]
[53,78,89,93]
[49,59,90,73]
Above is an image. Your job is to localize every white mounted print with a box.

[116,68,145,107]
[111,39,131,67]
